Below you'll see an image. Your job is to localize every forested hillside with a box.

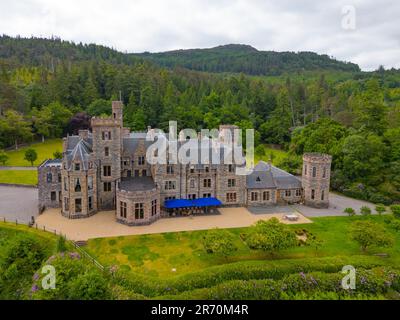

[0,36,400,204]
[135,44,361,75]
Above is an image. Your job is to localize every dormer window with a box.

[256,176,261,182]
[75,163,80,171]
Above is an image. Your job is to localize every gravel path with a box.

[36,207,312,241]
[294,193,378,217]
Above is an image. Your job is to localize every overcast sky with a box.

[1,0,399,71]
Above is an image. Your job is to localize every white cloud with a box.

[0,0,398,70]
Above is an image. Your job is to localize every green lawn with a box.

[3,139,62,166]
[0,170,37,185]
[254,144,288,166]
[86,215,400,279]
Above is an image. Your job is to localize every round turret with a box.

[301,153,332,208]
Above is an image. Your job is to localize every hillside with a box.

[135,44,361,75]
[0,35,141,68]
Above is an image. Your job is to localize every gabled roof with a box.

[247,161,302,190]
[246,168,276,189]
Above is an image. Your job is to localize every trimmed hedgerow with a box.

[158,267,399,300]
[113,255,386,297]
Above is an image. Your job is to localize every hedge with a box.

[158,267,399,300]
[113,255,387,298]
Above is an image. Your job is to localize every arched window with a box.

[323,167,327,178]
[105,147,109,156]
[321,190,325,201]
[75,178,81,192]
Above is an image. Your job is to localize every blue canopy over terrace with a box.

[164,197,222,209]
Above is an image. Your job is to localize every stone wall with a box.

[246,188,277,206]
[38,163,62,210]
[116,187,160,226]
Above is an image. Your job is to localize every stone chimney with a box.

[78,129,89,140]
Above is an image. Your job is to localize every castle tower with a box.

[91,101,123,210]
[302,153,332,208]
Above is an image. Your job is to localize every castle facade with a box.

[38,101,332,226]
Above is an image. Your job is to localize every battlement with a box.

[91,117,121,127]
[303,153,332,163]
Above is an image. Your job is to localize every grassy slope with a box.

[3,139,62,166]
[254,145,287,166]
[86,215,400,280]
[0,170,37,185]
[0,222,58,260]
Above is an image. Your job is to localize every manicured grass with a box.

[254,144,287,166]
[3,139,62,166]
[86,215,400,279]
[0,170,37,185]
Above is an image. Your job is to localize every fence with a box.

[0,216,106,272]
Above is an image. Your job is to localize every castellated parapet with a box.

[302,153,332,208]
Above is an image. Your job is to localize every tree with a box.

[24,148,37,166]
[375,204,386,215]
[66,112,91,135]
[53,150,62,159]
[0,110,32,149]
[344,207,356,217]
[245,218,297,254]
[202,229,238,259]
[255,145,265,157]
[87,99,112,117]
[0,150,8,165]
[360,206,372,216]
[350,220,393,252]
[390,205,400,219]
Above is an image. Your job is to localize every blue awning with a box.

[192,197,222,207]
[164,199,193,209]
[164,197,222,209]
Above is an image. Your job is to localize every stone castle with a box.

[38,101,332,226]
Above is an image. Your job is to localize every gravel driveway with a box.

[0,185,38,222]
[294,193,378,217]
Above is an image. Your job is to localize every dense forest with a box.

[136,44,361,75]
[0,35,400,204]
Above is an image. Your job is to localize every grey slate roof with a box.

[120,176,156,191]
[66,138,92,171]
[246,161,302,190]
[246,170,277,189]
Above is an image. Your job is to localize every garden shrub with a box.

[360,206,372,216]
[0,234,48,299]
[30,252,112,300]
[391,205,400,219]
